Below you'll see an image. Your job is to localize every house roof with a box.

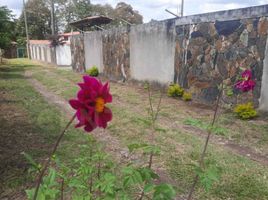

[58,32,80,37]
[29,40,50,45]
[69,15,112,29]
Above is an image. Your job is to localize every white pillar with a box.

[259,35,268,111]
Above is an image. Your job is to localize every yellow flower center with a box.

[95,97,105,113]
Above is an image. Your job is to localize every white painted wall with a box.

[41,46,45,61]
[259,36,268,111]
[56,44,71,66]
[84,32,103,72]
[46,47,51,63]
[30,46,33,59]
[33,46,37,59]
[130,22,176,83]
[36,46,40,60]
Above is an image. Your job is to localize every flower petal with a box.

[84,120,97,132]
[83,75,101,91]
[101,82,112,103]
[94,107,112,128]
[69,99,82,109]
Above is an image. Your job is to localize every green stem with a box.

[187,83,223,200]
[33,114,76,200]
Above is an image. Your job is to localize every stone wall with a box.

[70,35,85,72]
[174,17,268,104]
[102,27,130,81]
[79,5,268,109]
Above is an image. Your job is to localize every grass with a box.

[183,117,230,136]
[0,59,106,198]
[2,59,268,199]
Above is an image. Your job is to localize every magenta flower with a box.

[69,76,112,132]
[235,69,256,92]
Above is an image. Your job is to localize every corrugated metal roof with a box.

[69,15,112,28]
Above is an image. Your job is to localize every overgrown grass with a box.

[7,59,268,199]
[0,59,107,197]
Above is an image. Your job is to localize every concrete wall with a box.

[46,47,51,63]
[56,45,72,66]
[30,43,71,66]
[130,21,175,83]
[259,36,268,111]
[41,46,45,61]
[74,4,268,109]
[84,32,103,72]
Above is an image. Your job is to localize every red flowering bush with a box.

[235,69,256,92]
[69,76,112,132]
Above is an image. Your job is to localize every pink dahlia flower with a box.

[235,69,256,92]
[69,76,112,132]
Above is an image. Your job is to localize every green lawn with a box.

[0,59,104,199]
[1,58,268,200]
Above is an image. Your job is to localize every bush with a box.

[168,84,184,97]
[86,66,99,77]
[234,102,257,120]
[182,92,192,101]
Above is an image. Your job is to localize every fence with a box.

[29,40,71,66]
[70,5,268,111]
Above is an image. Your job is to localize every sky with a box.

[1,0,268,22]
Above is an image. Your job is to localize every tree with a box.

[0,6,15,49]
[16,0,51,40]
[113,2,143,25]
[55,1,143,32]
[55,0,92,32]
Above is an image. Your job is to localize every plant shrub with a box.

[183,92,192,101]
[167,84,184,97]
[86,66,99,77]
[234,102,257,120]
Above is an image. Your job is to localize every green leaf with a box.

[21,152,40,171]
[227,89,234,96]
[143,145,161,155]
[127,143,148,153]
[138,167,159,182]
[122,167,143,187]
[153,184,176,200]
[195,165,221,191]
[144,183,155,193]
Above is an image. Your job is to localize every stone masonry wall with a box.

[174,17,268,104]
[79,5,268,108]
[71,34,85,72]
[102,27,130,81]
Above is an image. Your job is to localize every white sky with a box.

[1,0,268,22]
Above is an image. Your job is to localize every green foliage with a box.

[26,168,60,200]
[167,84,184,97]
[184,118,229,136]
[234,103,257,120]
[86,66,99,77]
[128,143,161,156]
[153,183,176,200]
[195,164,221,192]
[0,6,15,49]
[24,136,175,199]
[22,152,41,172]
[182,92,192,101]
[16,0,51,40]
